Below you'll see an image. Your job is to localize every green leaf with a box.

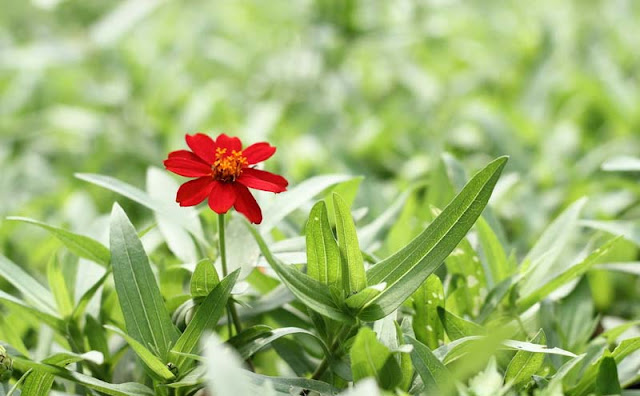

[580,220,640,247]
[13,357,153,396]
[21,352,105,396]
[171,363,339,395]
[477,274,519,323]
[518,237,621,312]
[395,321,414,391]
[235,327,329,360]
[595,356,621,396]
[345,283,386,311]
[476,216,511,285]
[109,203,179,361]
[146,167,200,263]
[412,274,444,349]
[360,156,508,321]
[172,270,239,368]
[333,193,367,294]
[437,307,484,341]
[0,254,57,316]
[350,327,402,390]
[105,325,175,381]
[259,174,354,233]
[0,290,65,332]
[76,173,204,242]
[246,224,352,322]
[190,259,220,298]
[306,201,341,288]
[71,270,110,321]
[46,255,74,318]
[406,335,455,395]
[6,216,110,267]
[504,329,546,388]
[359,188,416,250]
[85,315,110,360]
[519,198,587,296]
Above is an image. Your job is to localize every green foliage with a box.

[1,2,640,393]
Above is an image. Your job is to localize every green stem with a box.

[218,214,243,336]
[310,324,354,381]
[218,214,256,372]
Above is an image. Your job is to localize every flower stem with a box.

[218,213,243,336]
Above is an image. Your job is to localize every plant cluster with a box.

[0,133,638,395]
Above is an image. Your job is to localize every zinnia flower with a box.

[164,133,288,224]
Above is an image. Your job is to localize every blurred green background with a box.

[1,1,639,312]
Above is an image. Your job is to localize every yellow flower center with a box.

[212,147,247,182]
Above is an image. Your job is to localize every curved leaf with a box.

[360,156,508,321]
[6,216,110,266]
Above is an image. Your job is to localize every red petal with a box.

[168,150,208,164]
[243,142,276,164]
[176,177,213,206]
[233,184,262,224]
[237,168,288,193]
[185,133,217,164]
[164,158,212,177]
[208,181,236,214]
[215,133,242,152]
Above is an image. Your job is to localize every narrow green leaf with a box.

[395,321,414,391]
[235,327,329,360]
[172,270,239,368]
[476,216,511,285]
[109,203,179,361]
[259,174,354,233]
[438,307,484,341]
[504,329,546,388]
[71,270,110,321]
[76,173,204,242]
[0,315,29,357]
[146,167,199,263]
[345,283,386,311]
[46,256,73,318]
[359,188,416,249]
[0,290,65,332]
[105,325,175,381]
[406,336,456,395]
[13,357,153,396]
[21,352,104,396]
[519,198,587,296]
[350,327,402,390]
[306,201,341,288]
[581,220,640,247]
[517,237,621,313]
[413,274,445,349]
[6,216,110,267]
[595,356,621,396]
[86,315,110,360]
[246,224,352,322]
[333,193,367,294]
[0,254,57,315]
[361,156,508,321]
[477,275,519,323]
[190,259,220,298]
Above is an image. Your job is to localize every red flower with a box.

[164,133,288,224]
